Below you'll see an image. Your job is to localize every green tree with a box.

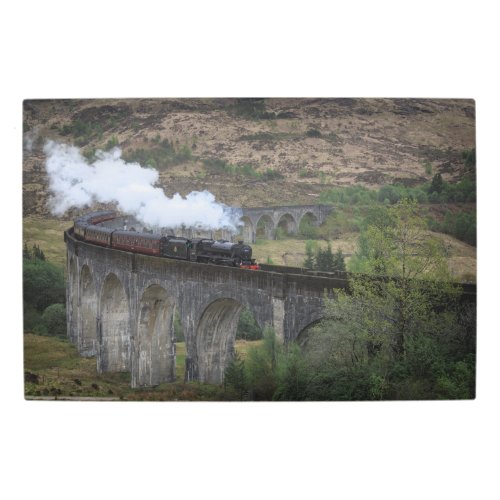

[224,352,247,400]
[332,248,346,272]
[462,147,476,169]
[303,240,316,269]
[273,343,311,400]
[23,243,46,261]
[429,173,444,194]
[244,327,280,400]
[315,243,335,272]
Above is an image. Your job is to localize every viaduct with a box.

[65,226,348,389]
[239,204,333,243]
[64,204,476,390]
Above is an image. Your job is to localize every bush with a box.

[306,128,322,138]
[104,135,119,150]
[123,139,193,171]
[41,304,67,338]
[462,148,476,170]
[262,168,283,180]
[429,210,476,246]
[24,304,42,332]
[233,98,275,119]
[23,259,65,313]
[224,353,247,400]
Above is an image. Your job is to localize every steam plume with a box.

[43,140,242,230]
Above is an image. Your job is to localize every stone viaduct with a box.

[65,229,348,389]
[239,204,334,243]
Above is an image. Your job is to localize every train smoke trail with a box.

[43,140,242,231]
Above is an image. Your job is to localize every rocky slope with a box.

[22,98,475,216]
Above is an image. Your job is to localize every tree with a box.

[23,259,65,312]
[224,352,247,400]
[332,248,346,272]
[297,199,474,400]
[23,242,46,261]
[429,173,444,194]
[315,243,335,272]
[244,327,280,400]
[303,240,316,269]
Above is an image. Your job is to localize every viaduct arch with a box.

[65,229,348,388]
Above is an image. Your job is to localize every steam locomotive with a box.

[73,211,260,270]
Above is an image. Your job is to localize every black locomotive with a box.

[73,211,260,270]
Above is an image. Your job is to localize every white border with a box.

[3,1,499,499]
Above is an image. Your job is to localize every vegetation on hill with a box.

[23,98,475,215]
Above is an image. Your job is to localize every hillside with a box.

[22,98,475,216]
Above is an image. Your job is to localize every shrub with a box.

[262,168,283,180]
[429,210,476,246]
[233,98,275,119]
[104,135,119,151]
[462,148,476,169]
[224,353,247,400]
[306,128,322,138]
[41,304,67,338]
[24,304,42,332]
[303,240,317,269]
[123,139,193,170]
[23,259,65,313]
[429,173,444,194]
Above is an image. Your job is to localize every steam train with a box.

[73,211,260,270]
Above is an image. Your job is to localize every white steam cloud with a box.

[43,140,242,230]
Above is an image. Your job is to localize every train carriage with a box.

[111,231,163,256]
[84,225,115,247]
[73,220,89,240]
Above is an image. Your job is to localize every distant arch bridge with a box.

[239,204,334,242]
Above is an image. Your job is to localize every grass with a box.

[24,333,131,399]
[23,334,263,401]
[252,238,344,268]
[23,217,72,268]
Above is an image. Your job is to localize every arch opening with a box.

[136,284,175,387]
[99,273,130,373]
[80,265,98,356]
[196,298,246,384]
[298,212,319,238]
[295,318,324,351]
[256,215,274,240]
[276,213,297,238]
